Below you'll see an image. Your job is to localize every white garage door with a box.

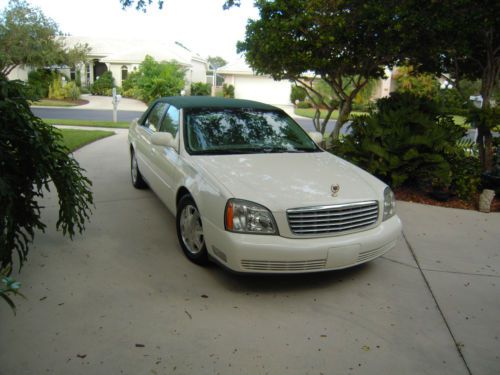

[234,76,291,105]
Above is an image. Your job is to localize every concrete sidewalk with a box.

[0,131,498,374]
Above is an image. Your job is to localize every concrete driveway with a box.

[0,130,499,375]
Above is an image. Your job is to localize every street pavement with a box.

[31,96,485,139]
[31,94,147,123]
[0,121,499,374]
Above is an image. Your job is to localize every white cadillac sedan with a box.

[128,96,402,273]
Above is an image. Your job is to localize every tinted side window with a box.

[144,102,168,132]
[159,105,180,136]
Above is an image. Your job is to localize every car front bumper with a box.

[203,215,402,273]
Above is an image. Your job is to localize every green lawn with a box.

[58,129,115,152]
[45,118,129,128]
[31,99,81,107]
[295,107,468,126]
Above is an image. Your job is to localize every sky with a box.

[0,0,259,62]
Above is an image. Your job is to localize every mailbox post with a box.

[112,88,122,123]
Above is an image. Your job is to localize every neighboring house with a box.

[63,36,208,88]
[8,36,208,89]
[218,58,292,106]
[217,60,395,106]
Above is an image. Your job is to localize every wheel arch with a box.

[176,186,192,209]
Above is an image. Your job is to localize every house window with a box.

[121,65,128,81]
[86,63,91,86]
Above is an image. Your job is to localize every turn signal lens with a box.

[225,201,234,231]
[383,187,396,221]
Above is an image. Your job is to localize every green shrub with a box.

[290,85,307,103]
[63,81,81,100]
[296,101,313,109]
[121,56,185,103]
[223,83,234,98]
[122,88,138,98]
[333,92,467,190]
[436,88,468,115]
[191,82,211,96]
[352,102,372,112]
[448,150,481,199]
[104,87,122,96]
[122,71,139,92]
[394,66,440,99]
[27,69,56,99]
[90,71,114,96]
[75,70,82,88]
[48,76,65,100]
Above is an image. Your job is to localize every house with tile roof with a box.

[8,36,208,89]
[63,36,208,88]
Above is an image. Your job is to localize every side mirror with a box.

[308,131,323,145]
[151,132,178,151]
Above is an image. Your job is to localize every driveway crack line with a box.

[419,267,499,279]
[380,256,419,269]
[402,231,473,375]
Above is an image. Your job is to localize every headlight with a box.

[383,186,396,221]
[225,199,277,234]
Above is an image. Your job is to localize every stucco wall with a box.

[190,60,208,84]
[7,66,30,81]
[226,75,292,105]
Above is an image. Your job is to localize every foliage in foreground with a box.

[0,266,24,313]
[0,76,94,310]
[334,93,480,199]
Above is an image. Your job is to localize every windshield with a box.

[185,108,320,155]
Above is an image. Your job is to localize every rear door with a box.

[135,101,168,186]
[150,105,182,213]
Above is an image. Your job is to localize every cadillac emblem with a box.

[331,184,340,197]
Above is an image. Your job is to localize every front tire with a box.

[176,195,208,265]
[130,149,148,189]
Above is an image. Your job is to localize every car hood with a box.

[192,151,382,211]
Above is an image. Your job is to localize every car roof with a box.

[153,96,279,111]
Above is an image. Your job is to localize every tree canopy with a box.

[400,0,498,102]
[398,0,499,171]
[207,56,227,70]
[119,0,235,11]
[237,0,403,139]
[0,0,89,76]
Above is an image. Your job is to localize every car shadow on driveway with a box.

[206,261,370,294]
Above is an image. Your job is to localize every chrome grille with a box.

[287,201,379,235]
[241,259,326,271]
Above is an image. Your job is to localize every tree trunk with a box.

[1,64,18,77]
[312,108,321,132]
[331,99,352,141]
[478,65,497,172]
